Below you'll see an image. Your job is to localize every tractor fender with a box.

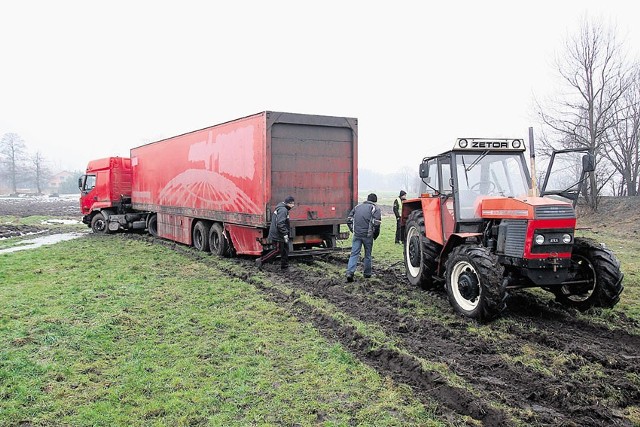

[439,232,483,273]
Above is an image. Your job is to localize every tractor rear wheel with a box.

[404,210,441,289]
[445,245,506,321]
[554,237,624,310]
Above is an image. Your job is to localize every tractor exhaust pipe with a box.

[528,127,537,197]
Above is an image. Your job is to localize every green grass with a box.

[0,236,439,426]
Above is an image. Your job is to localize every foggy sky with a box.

[1,0,638,174]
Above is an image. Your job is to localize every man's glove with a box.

[284,235,289,243]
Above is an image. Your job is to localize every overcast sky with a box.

[1,1,638,175]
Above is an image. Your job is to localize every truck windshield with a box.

[454,152,529,220]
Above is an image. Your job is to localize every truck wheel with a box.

[445,245,506,321]
[404,210,441,289]
[91,212,110,234]
[209,223,229,257]
[192,221,211,252]
[148,214,158,237]
[554,237,624,311]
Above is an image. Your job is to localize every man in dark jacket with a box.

[256,196,295,269]
[345,193,382,282]
[393,190,407,244]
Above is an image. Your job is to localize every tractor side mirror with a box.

[582,153,595,172]
[419,161,429,178]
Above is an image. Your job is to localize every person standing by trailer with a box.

[394,190,407,244]
[345,193,382,282]
[256,196,295,270]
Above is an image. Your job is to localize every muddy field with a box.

[3,195,640,426]
[0,195,82,238]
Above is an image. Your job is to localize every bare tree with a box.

[536,17,634,210]
[0,132,28,194]
[31,151,51,195]
[601,68,640,196]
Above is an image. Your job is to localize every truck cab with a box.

[78,157,145,233]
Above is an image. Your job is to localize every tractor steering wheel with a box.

[470,181,497,195]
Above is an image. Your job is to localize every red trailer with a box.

[79,111,358,257]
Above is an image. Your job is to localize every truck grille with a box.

[534,205,575,219]
[503,220,527,257]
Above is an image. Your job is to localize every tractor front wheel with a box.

[554,237,624,311]
[445,245,506,321]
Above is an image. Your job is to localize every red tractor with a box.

[401,138,624,321]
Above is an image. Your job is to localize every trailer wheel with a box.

[404,210,441,289]
[91,212,110,234]
[148,214,158,237]
[445,245,506,321]
[192,221,211,252]
[554,237,624,311]
[209,223,229,257]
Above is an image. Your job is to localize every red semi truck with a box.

[78,111,358,257]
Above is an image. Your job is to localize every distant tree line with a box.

[0,132,80,195]
[536,17,640,210]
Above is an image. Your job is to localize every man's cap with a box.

[399,190,407,197]
[367,193,377,203]
[285,196,295,204]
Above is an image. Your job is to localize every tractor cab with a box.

[417,138,531,242]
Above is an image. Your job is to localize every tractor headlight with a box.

[562,234,572,244]
[534,234,545,245]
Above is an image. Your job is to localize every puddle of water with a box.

[0,232,85,254]
[41,219,81,225]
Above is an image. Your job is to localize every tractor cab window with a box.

[420,157,452,196]
[440,160,452,195]
[454,152,529,220]
[419,160,439,196]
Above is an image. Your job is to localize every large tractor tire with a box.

[192,221,211,252]
[91,212,111,234]
[404,210,441,290]
[445,245,506,321]
[209,223,229,257]
[554,237,624,311]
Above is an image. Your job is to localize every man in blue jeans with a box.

[345,193,382,282]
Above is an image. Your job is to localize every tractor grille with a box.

[534,205,575,219]
[503,220,527,257]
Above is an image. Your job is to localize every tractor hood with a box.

[479,196,576,220]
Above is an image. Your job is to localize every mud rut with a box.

[117,234,639,426]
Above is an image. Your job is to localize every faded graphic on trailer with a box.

[130,118,266,220]
[159,126,260,214]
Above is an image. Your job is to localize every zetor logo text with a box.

[456,138,522,150]
[472,140,508,148]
